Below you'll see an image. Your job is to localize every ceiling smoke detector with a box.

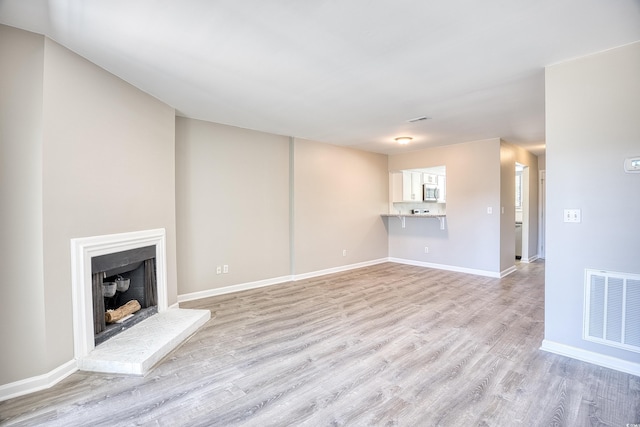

[395,137,413,145]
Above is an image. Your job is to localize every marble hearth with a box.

[71,229,210,375]
[78,308,210,375]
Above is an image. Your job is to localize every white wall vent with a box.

[584,269,640,353]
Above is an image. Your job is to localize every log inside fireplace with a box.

[91,245,158,346]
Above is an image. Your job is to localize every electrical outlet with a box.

[342,249,347,257]
[424,246,429,254]
[487,207,493,214]
[223,265,229,273]
[216,266,221,274]
[564,209,581,223]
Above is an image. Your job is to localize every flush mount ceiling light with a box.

[395,137,413,145]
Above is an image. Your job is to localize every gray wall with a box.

[293,138,389,274]
[0,24,47,385]
[499,142,516,271]
[175,118,291,292]
[388,139,503,274]
[545,41,640,363]
[0,26,177,385]
[175,121,390,289]
[388,139,537,275]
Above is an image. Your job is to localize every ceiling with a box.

[1,1,639,155]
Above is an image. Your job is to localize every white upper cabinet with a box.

[423,173,437,185]
[390,166,446,205]
[402,171,423,201]
[437,174,446,203]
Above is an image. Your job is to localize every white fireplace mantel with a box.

[70,229,168,360]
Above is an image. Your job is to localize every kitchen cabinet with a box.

[390,166,447,206]
[423,173,437,185]
[437,175,446,203]
[402,171,423,201]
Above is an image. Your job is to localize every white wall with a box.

[544,41,640,366]
[387,139,502,274]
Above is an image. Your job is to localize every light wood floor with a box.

[1,261,639,426]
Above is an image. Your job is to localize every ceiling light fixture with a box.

[395,137,413,145]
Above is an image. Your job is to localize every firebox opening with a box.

[91,245,158,346]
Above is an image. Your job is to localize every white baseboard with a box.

[292,258,388,281]
[389,257,502,278]
[500,265,517,277]
[540,339,640,377]
[178,259,390,303]
[521,254,539,263]
[178,257,513,304]
[0,359,77,402]
[177,274,294,303]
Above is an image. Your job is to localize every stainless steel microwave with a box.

[423,185,439,201]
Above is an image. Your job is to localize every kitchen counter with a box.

[381,213,446,229]
[381,213,446,218]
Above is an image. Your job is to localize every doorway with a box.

[538,170,545,259]
[515,163,529,261]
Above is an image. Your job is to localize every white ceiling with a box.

[2,1,639,155]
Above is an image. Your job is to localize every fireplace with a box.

[92,245,158,346]
[70,229,168,360]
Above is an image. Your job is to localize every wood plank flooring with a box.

[1,261,639,426]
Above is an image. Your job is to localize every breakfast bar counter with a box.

[381,213,446,230]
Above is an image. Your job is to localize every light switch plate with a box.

[564,209,581,223]
[624,156,640,173]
